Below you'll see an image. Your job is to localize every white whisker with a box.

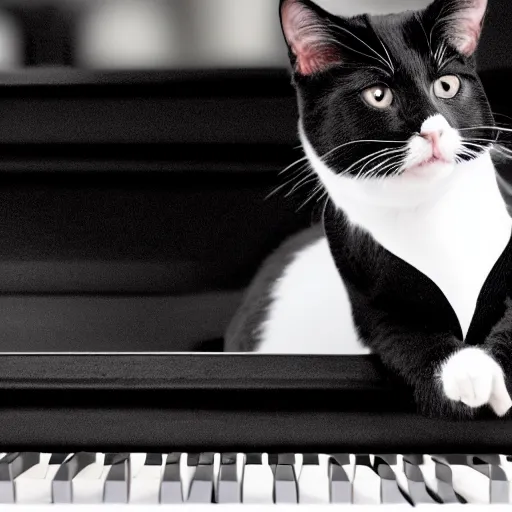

[330,23,393,72]
[321,138,405,163]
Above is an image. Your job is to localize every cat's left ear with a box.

[426,0,488,56]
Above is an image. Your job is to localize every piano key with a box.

[0,453,40,504]
[499,455,512,503]
[471,455,509,504]
[72,453,110,504]
[273,454,298,504]
[160,453,183,504]
[329,455,351,504]
[430,455,463,504]
[435,454,489,504]
[402,458,439,504]
[129,454,163,504]
[298,454,329,504]
[242,453,273,504]
[352,455,380,504]
[188,452,214,503]
[103,453,131,504]
[52,453,96,504]
[216,453,241,504]
[372,456,410,504]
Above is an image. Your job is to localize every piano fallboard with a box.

[0,354,510,453]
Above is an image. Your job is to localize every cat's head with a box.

[280,0,494,206]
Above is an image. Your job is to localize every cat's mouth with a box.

[412,155,451,169]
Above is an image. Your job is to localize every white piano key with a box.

[103,453,131,504]
[187,453,214,503]
[72,453,109,504]
[242,453,273,504]
[299,454,329,504]
[274,454,298,504]
[217,453,241,504]
[373,456,410,505]
[469,455,509,504]
[0,453,39,504]
[499,455,512,503]
[352,455,380,504]
[329,455,352,504]
[14,453,60,504]
[129,454,163,504]
[160,453,184,504]
[441,455,490,504]
[52,453,96,504]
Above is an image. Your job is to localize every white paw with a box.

[440,348,512,415]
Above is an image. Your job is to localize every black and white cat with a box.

[226,0,512,419]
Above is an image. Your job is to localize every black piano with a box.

[0,0,511,507]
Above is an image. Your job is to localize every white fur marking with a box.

[440,347,512,415]
[301,118,512,338]
[257,236,369,355]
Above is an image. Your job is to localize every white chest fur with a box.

[303,134,512,338]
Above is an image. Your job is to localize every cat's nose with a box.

[420,129,443,145]
[420,129,443,159]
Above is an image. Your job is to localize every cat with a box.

[225,0,512,420]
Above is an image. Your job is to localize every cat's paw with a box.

[440,348,512,416]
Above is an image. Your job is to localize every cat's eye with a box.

[433,75,461,99]
[362,86,393,109]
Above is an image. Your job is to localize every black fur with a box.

[281,0,494,178]
[324,201,512,419]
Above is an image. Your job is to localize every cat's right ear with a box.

[280,0,342,76]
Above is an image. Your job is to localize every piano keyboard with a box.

[0,452,511,509]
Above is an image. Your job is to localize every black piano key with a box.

[0,453,39,504]
[277,454,295,465]
[375,454,397,466]
[355,455,372,467]
[303,454,320,466]
[436,454,470,466]
[245,454,262,465]
[221,453,237,465]
[145,454,162,466]
[217,453,240,504]
[52,453,96,504]
[160,453,183,504]
[268,454,278,467]
[331,454,350,467]
[103,453,130,504]
[274,460,298,504]
[329,456,351,504]
[473,455,501,466]
[403,454,424,466]
[188,454,215,503]
[187,454,200,467]
[198,453,214,466]
[49,454,70,465]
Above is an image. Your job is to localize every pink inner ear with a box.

[282,0,341,75]
[452,0,487,56]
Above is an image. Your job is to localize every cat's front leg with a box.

[369,320,509,419]
[481,298,512,416]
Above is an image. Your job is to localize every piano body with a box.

[0,0,511,508]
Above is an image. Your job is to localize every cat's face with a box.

[280,0,494,193]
